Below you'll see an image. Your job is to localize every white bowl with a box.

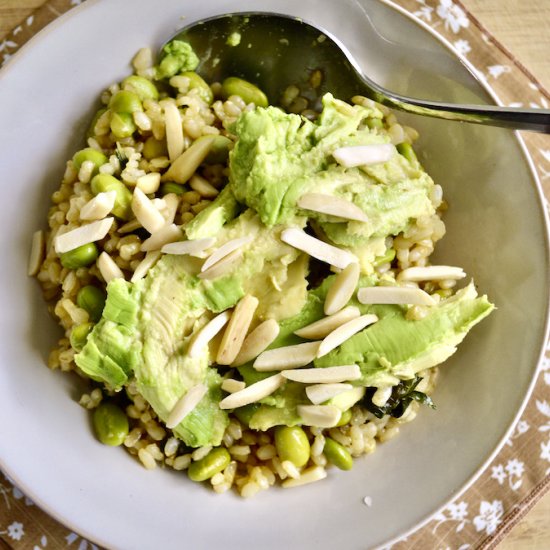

[0,0,548,548]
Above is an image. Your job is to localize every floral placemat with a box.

[1,0,549,548]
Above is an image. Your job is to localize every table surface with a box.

[0,0,549,548]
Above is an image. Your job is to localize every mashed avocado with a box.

[155,40,200,80]
[76,92,493,447]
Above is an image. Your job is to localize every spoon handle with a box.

[366,78,550,133]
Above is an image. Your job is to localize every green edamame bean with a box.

[367,117,384,130]
[90,174,133,220]
[110,112,136,139]
[87,108,108,138]
[335,408,353,427]
[77,285,106,322]
[274,425,311,467]
[323,437,353,471]
[142,136,168,160]
[60,242,99,269]
[122,75,159,101]
[70,322,94,351]
[373,248,396,267]
[188,447,231,482]
[180,71,214,104]
[396,142,418,164]
[109,90,143,114]
[160,182,185,196]
[93,403,129,446]
[72,147,108,175]
[203,135,233,165]
[222,77,268,107]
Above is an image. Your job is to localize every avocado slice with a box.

[229,93,435,254]
[235,281,493,430]
[75,210,308,447]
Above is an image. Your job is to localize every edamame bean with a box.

[203,135,232,165]
[188,447,231,482]
[323,437,353,471]
[70,322,94,351]
[143,136,168,160]
[109,90,143,114]
[90,174,133,220]
[110,112,136,139]
[72,147,108,175]
[274,426,310,467]
[367,117,384,130]
[180,71,214,104]
[160,182,185,196]
[122,75,159,101]
[87,108,108,138]
[93,403,129,446]
[397,142,418,164]
[373,248,396,267]
[77,285,106,322]
[335,408,353,427]
[222,77,268,107]
[60,242,99,269]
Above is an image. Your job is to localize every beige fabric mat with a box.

[0,0,549,548]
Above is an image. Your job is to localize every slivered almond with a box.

[357,286,436,306]
[97,251,124,283]
[159,193,180,225]
[190,174,219,198]
[282,365,361,384]
[28,230,45,276]
[233,319,280,366]
[161,135,216,184]
[253,341,321,372]
[217,295,259,365]
[332,143,395,167]
[297,404,341,427]
[161,237,215,256]
[198,249,242,280]
[201,236,253,273]
[317,314,378,358]
[221,379,246,393]
[282,466,327,488]
[141,223,182,252]
[294,306,360,339]
[305,383,353,405]
[54,217,114,254]
[132,187,166,234]
[397,266,466,281]
[80,191,117,221]
[281,228,358,269]
[219,373,285,409]
[324,262,360,315]
[188,311,231,358]
[298,193,368,222]
[166,383,207,429]
[162,100,184,161]
[117,219,142,234]
[136,172,161,194]
[130,251,161,283]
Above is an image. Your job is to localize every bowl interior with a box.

[0,0,547,548]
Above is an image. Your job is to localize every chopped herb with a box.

[363,376,436,419]
[115,143,128,169]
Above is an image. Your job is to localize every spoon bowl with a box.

[169,12,550,132]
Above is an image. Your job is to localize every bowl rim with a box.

[0,0,548,548]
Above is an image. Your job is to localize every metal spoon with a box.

[167,12,550,133]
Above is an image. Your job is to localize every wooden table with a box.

[0,0,549,548]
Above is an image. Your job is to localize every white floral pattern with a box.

[436,0,469,33]
[0,1,549,549]
[472,500,504,536]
